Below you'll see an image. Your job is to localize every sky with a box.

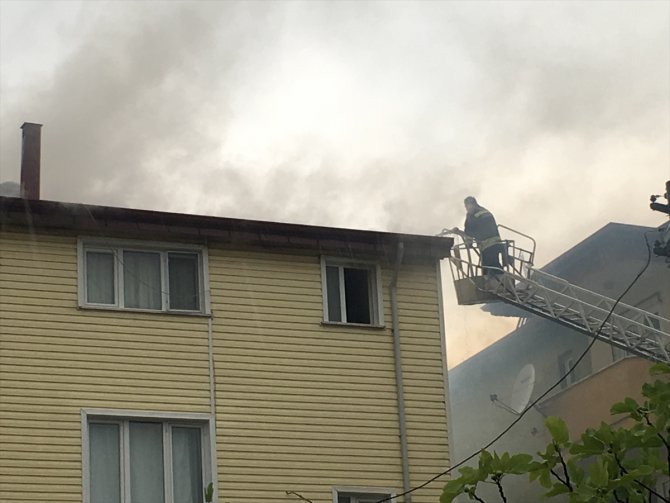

[1,0,668,367]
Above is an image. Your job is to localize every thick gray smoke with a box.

[1,1,667,365]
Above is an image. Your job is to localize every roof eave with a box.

[0,196,453,260]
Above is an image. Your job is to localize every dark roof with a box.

[0,196,453,259]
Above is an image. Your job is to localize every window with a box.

[643,312,661,331]
[79,239,208,313]
[84,412,212,503]
[321,257,383,326]
[611,344,629,362]
[333,488,394,503]
[634,294,662,331]
[558,349,592,389]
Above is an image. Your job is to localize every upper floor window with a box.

[321,257,383,326]
[558,349,592,389]
[78,238,209,314]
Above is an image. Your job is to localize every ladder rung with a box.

[449,251,670,364]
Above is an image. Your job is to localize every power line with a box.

[376,231,655,503]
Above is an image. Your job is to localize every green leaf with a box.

[204,483,213,503]
[477,450,492,474]
[588,458,609,487]
[573,428,605,457]
[458,466,482,485]
[538,469,552,488]
[649,363,670,375]
[545,416,570,444]
[634,464,655,476]
[545,483,571,497]
[505,453,533,474]
[441,478,467,503]
[611,397,639,415]
[566,459,585,485]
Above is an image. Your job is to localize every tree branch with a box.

[549,468,568,488]
[554,443,573,492]
[613,449,669,503]
[470,491,487,503]
[286,491,316,503]
[643,414,670,477]
[494,478,508,503]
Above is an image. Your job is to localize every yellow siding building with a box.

[0,196,453,503]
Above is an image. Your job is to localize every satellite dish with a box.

[510,364,535,413]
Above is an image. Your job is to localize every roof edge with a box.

[0,196,453,259]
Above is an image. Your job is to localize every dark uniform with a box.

[464,206,504,275]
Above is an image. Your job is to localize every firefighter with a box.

[452,196,505,276]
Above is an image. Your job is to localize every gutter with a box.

[207,315,219,501]
[390,241,411,502]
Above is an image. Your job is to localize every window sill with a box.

[321,321,386,330]
[78,305,211,317]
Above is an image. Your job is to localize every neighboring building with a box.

[0,125,453,503]
[449,222,670,502]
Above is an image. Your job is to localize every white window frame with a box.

[635,293,662,330]
[81,408,216,503]
[78,237,210,315]
[332,486,396,503]
[320,256,384,327]
[558,348,593,389]
[558,350,577,389]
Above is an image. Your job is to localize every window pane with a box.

[344,267,371,324]
[86,251,115,304]
[326,265,342,322]
[123,251,161,310]
[172,427,203,503]
[168,253,199,311]
[558,349,592,389]
[129,422,164,503]
[338,494,390,503]
[90,423,121,503]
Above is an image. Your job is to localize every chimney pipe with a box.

[20,122,42,200]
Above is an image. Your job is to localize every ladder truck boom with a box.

[442,226,670,365]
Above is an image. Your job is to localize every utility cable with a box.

[376,231,655,503]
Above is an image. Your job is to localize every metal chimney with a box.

[20,122,42,200]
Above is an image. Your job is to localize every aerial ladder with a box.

[441,224,670,365]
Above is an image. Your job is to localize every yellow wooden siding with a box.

[396,266,450,500]
[209,250,449,502]
[0,231,211,502]
[1,230,449,503]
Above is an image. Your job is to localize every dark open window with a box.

[323,260,380,325]
[344,267,371,324]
